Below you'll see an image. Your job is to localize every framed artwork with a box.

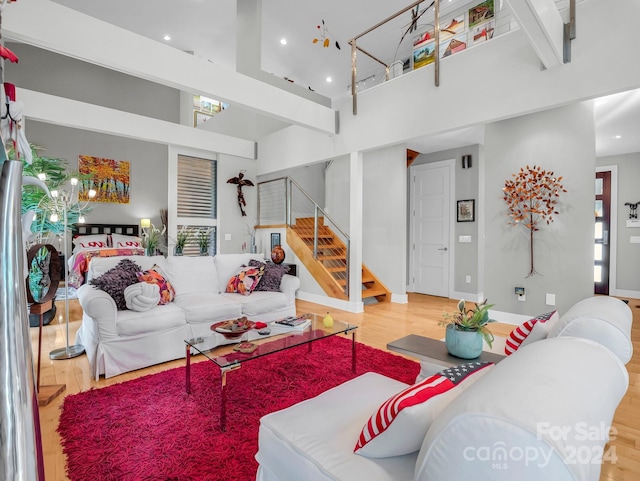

[271,233,281,251]
[194,111,213,127]
[457,199,475,222]
[78,155,130,204]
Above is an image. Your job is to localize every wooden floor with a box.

[33,294,639,481]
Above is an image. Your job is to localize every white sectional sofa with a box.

[76,253,300,379]
[255,296,633,481]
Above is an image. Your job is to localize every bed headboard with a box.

[72,223,140,238]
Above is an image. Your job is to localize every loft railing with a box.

[347,0,516,114]
[257,177,351,296]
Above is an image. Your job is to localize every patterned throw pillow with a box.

[111,233,143,249]
[354,362,493,458]
[226,264,265,296]
[249,260,289,292]
[89,259,142,310]
[72,234,109,253]
[137,264,175,305]
[504,311,559,356]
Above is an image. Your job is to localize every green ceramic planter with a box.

[445,324,483,359]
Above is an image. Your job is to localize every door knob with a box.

[437,247,448,251]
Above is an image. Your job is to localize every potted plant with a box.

[440,299,496,359]
[143,223,165,256]
[172,225,191,256]
[195,227,214,256]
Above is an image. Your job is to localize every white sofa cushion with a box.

[355,362,493,458]
[115,303,187,336]
[214,253,264,292]
[166,255,219,295]
[256,372,418,481]
[220,291,290,317]
[547,296,633,363]
[173,292,242,324]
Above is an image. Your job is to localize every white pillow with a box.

[124,282,160,312]
[354,361,493,458]
[504,311,559,356]
[111,233,143,249]
[72,234,109,253]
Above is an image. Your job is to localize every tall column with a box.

[236,0,262,77]
[349,151,363,310]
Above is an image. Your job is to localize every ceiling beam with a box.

[505,0,564,69]
[3,0,337,135]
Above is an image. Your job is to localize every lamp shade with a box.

[140,218,151,228]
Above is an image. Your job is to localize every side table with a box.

[387,334,505,382]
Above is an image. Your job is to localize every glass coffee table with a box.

[184,313,358,431]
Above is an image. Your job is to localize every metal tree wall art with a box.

[503,165,567,277]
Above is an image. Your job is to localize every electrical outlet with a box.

[546,293,556,306]
[224,233,232,241]
[465,275,471,284]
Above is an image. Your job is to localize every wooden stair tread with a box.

[362,287,388,298]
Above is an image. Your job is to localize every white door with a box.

[410,161,452,297]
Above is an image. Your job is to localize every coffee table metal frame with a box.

[185,314,358,431]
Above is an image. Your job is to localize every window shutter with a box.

[177,155,216,218]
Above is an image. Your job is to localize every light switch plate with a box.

[224,233,232,241]
[459,235,471,243]
[546,293,556,305]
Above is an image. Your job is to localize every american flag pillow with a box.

[354,362,493,458]
[504,310,559,356]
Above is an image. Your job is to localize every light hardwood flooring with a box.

[33,294,639,481]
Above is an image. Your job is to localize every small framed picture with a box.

[194,111,213,127]
[457,199,475,222]
[270,233,281,251]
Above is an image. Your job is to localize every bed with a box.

[68,223,146,288]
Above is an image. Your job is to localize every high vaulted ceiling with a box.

[50,0,640,157]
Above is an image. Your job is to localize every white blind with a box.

[177,155,216,218]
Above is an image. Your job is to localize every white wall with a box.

[484,102,596,315]
[258,0,640,173]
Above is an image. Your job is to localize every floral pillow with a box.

[89,259,142,310]
[226,264,265,296]
[137,264,175,305]
[249,260,289,292]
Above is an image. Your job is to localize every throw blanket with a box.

[68,248,146,288]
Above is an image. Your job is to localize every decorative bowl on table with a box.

[211,317,256,339]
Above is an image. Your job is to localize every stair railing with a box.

[258,176,350,296]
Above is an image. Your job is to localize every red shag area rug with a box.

[58,335,419,481]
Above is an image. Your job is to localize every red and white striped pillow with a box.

[354,362,492,458]
[504,311,559,356]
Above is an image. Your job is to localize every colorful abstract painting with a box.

[78,155,130,204]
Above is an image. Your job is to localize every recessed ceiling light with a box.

[163,34,171,41]
[326,76,332,83]
[280,38,287,45]
[615,135,622,139]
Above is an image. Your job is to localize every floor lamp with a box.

[49,178,95,360]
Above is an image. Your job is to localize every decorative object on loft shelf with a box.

[503,165,566,277]
[440,299,496,359]
[456,199,475,222]
[226,171,254,216]
[78,154,130,204]
[49,178,97,360]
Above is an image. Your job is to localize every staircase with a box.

[288,217,390,303]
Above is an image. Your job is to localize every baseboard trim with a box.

[450,291,485,303]
[296,291,364,313]
[391,293,408,304]
[489,310,531,326]
[612,289,640,300]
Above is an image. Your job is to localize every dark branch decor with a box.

[503,165,566,277]
[226,171,254,216]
